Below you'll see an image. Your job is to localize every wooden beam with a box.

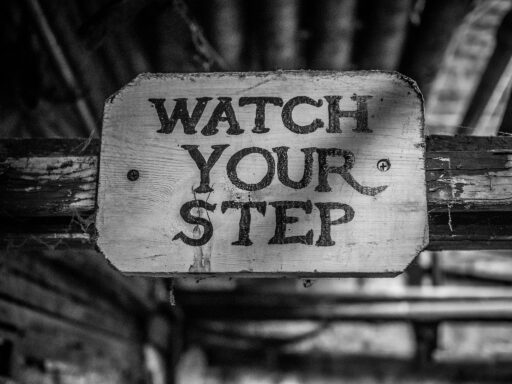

[175,287,512,321]
[1,136,511,251]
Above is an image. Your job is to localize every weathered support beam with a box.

[426,136,512,249]
[1,136,511,251]
[175,287,512,321]
[425,135,512,211]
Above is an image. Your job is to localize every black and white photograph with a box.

[1,0,512,383]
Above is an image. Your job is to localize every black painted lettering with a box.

[315,148,387,196]
[315,148,354,192]
[172,200,216,246]
[268,200,313,245]
[221,201,266,246]
[315,202,354,246]
[239,97,283,134]
[273,146,315,189]
[181,144,230,193]
[282,96,324,134]
[201,97,243,136]
[324,94,373,133]
[149,98,211,134]
[227,147,275,191]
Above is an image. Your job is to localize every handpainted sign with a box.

[97,71,428,276]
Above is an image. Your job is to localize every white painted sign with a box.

[97,71,428,276]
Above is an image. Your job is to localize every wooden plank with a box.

[0,248,155,313]
[425,136,512,249]
[175,287,512,321]
[97,71,427,276]
[426,136,512,212]
[0,299,144,384]
[428,211,512,250]
[2,136,510,215]
[1,136,511,254]
[0,252,144,341]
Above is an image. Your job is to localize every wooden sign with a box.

[97,71,428,276]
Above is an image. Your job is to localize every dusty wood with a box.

[425,136,512,212]
[426,136,512,251]
[97,71,427,276]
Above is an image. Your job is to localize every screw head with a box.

[377,159,391,172]
[127,169,139,181]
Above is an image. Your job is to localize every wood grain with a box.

[97,71,427,276]
[0,248,154,383]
